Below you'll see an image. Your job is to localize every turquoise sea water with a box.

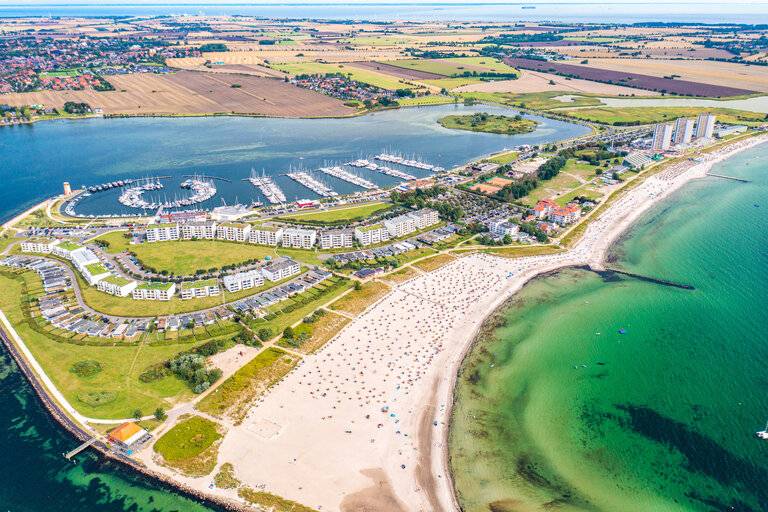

[450,142,768,511]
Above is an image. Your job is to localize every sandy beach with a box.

[131,133,767,512]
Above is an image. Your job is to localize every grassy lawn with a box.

[277,310,350,353]
[385,57,517,77]
[93,230,132,253]
[129,240,285,275]
[276,202,392,224]
[270,62,409,90]
[386,266,420,283]
[523,171,583,205]
[329,281,390,315]
[154,415,222,477]
[438,113,538,135]
[412,253,456,272]
[558,106,767,126]
[196,347,300,424]
[555,186,604,206]
[486,151,520,165]
[0,271,205,419]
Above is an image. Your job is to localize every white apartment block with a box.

[695,113,716,139]
[319,229,354,249]
[180,279,220,300]
[51,240,85,259]
[489,220,520,239]
[132,282,176,301]
[281,227,317,249]
[82,262,111,286]
[222,269,264,292]
[21,238,60,254]
[673,117,695,145]
[249,226,283,246]
[216,223,251,242]
[652,123,673,151]
[262,257,300,282]
[70,247,100,274]
[97,276,138,297]
[354,224,391,246]
[146,223,180,243]
[180,221,217,240]
[408,208,440,230]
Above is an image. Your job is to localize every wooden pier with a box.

[64,436,97,460]
[705,172,750,183]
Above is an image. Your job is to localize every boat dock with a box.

[64,436,97,460]
[349,160,416,180]
[319,166,377,190]
[374,153,444,172]
[182,174,232,183]
[247,172,287,204]
[705,172,751,183]
[287,171,338,197]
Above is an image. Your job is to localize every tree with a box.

[354,281,362,291]
[257,328,273,341]
[154,407,167,421]
[132,409,143,421]
[283,326,295,339]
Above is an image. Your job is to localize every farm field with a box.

[384,57,518,77]
[0,71,354,117]
[0,271,205,419]
[504,57,755,97]
[347,61,443,80]
[269,62,410,90]
[422,77,484,90]
[455,69,660,97]
[559,106,767,126]
[276,202,392,224]
[576,58,768,94]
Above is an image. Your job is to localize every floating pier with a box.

[319,166,377,190]
[287,171,338,197]
[348,160,416,180]
[374,153,444,172]
[247,171,287,204]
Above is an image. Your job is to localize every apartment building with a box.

[281,227,317,249]
[179,279,220,300]
[319,228,354,249]
[180,221,217,240]
[262,257,300,282]
[216,222,251,242]
[97,275,138,297]
[249,225,283,246]
[222,269,264,292]
[354,223,391,246]
[132,282,176,301]
[21,238,60,254]
[145,223,180,243]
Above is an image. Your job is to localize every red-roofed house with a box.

[533,199,558,219]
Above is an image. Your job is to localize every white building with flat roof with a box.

[652,123,673,151]
[52,240,85,259]
[81,262,111,285]
[695,113,716,139]
[319,229,354,249]
[355,223,390,246]
[180,221,217,240]
[146,223,180,243]
[489,220,520,239]
[281,228,316,249]
[222,269,264,292]
[384,214,417,238]
[179,279,220,300]
[97,275,138,297]
[673,117,695,145]
[132,282,176,301]
[21,238,60,254]
[408,208,440,230]
[262,257,300,282]
[216,222,251,242]
[249,225,283,246]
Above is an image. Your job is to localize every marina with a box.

[247,171,287,204]
[286,171,338,197]
[117,177,217,210]
[319,166,378,190]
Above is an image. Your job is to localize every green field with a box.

[154,415,222,476]
[384,57,518,77]
[0,271,208,419]
[422,77,483,90]
[396,95,457,107]
[460,91,604,110]
[277,202,392,224]
[438,113,538,135]
[270,62,409,90]
[93,230,132,253]
[196,347,299,423]
[559,106,767,126]
[486,151,520,165]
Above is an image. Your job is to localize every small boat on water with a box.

[756,421,768,440]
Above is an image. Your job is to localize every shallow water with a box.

[450,142,768,511]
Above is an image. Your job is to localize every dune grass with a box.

[154,415,223,476]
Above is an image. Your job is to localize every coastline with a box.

[0,132,764,512]
[434,132,768,512]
